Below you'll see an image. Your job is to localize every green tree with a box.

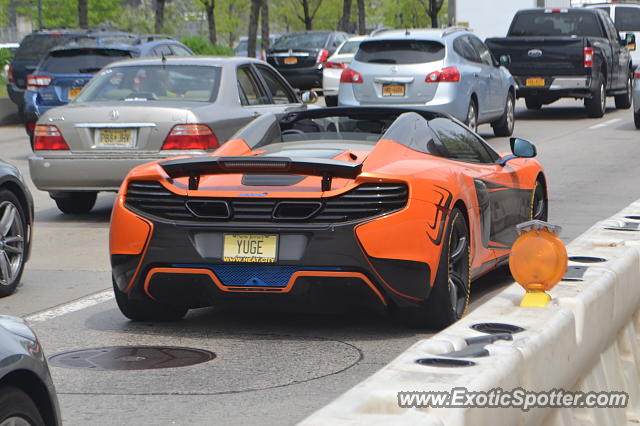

[16,0,121,28]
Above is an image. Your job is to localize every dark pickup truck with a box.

[486,8,634,117]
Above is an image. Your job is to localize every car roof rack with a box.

[134,34,174,44]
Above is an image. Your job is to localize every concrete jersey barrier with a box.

[301,200,640,425]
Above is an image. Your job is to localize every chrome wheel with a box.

[0,201,24,287]
[600,82,606,114]
[447,214,470,318]
[466,101,478,132]
[530,181,548,221]
[0,417,32,426]
[506,96,515,133]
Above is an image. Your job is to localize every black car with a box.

[266,31,349,90]
[6,29,137,117]
[0,159,33,297]
[486,8,634,118]
[0,315,62,425]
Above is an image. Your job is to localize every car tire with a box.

[614,75,632,109]
[530,178,548,222]
[392,207,470,329]
[113,277,188,322]
[492,93,515,137]
[324,95,338,107]
[0,385,45,426]
[0,189,27,298]
[525,97,542,110]
[53,192,97,214]
[635,110,640,129]
[465,99,478,133]
[585,78,606,118]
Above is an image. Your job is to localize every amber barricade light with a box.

[509,220,567,307]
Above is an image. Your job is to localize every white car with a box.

[322,36,367,106]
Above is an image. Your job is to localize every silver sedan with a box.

[29,56,309,214]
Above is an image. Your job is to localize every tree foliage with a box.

[180,35,233,55]
[16,0,122,28]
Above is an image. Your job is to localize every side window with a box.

[453,36,480,62]
[604,15,621,43]
[468,36,494,66]
[153,45,174,56]
[237,67,269,105]
[429,118,498,164]
[170,45,193,56]
[254,65,297,104]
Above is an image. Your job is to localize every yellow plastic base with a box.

[520,291,551,307]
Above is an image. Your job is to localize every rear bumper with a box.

[514,75,594,99]
[111,197,440,310]
[277,67,323,90]
[322,68,342,96]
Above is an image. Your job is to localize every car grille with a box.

[125,180,408,223]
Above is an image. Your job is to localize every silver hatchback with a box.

[338,28,516,136]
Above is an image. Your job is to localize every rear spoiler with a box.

[160,156,362,191]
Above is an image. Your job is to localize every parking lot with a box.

[2,97,640,425]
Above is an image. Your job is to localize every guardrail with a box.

[301,200,640,425]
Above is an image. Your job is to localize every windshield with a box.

[75,64,221,103]
[509,12,603,37]
[272,33,329,50]
[41,49,131,74]
[615,7,640,32]
[355,40,445,64]
[337,40,361,55]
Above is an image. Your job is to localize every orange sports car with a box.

[110,107,547,328]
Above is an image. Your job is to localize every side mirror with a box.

[511,137,537,158]
[499,55,511,67]
[301,90,318,104]
[626,33,636,51]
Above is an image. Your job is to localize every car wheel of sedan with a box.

[525,97,542,110]
[393,207,470,329]
[465,99,478,132]
[0,385,45,426]
[324,95,338,107]
[0,190,27,298]
[492,93,515,137]
[113,277,188,321]
[614,75,632,109]
[585,78,606,118]
[53,192,97,214]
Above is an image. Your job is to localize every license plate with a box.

[68,87,82,99]
[223,234,278,263]
[526,77,545,87]
[284,57,298,64]
[96,128,134,148]
[382,83,405,96]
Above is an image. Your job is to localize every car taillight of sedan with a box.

[325,62,346,70]
[340,68,363,83]
[317,49,329,63]
[425,67,460,83]
[161,124,219,150]
[26,75,52,91]
[33,125,70,150]
[7,64,13,84]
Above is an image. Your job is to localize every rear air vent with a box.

[125,181,408,223]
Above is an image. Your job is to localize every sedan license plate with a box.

[382,83,405,96]
[284,57,298,65]
[68,87,82,99]
[525,77,545,87]
[223,234,278,263]
[96,128,134,148]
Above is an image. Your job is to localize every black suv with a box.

[266,31,349,90]
[7,29,138,117]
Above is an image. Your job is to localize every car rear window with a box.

[75,65,220,103]
[354,40,445,64]
[272,33,330,49]
[508,12,604,37]
[615,7,640,31]
[337,40,361,55]
[14,34,79,61]
[40,49,131,74]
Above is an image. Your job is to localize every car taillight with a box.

[635,71,640,79]
[161,124,219,150]
[26,75,52,90]
[26,121,36,133]
[584,47,594,68]
[340,68,363,83]
[7,65,13,84]
[33,125,70,150]
[317,49,329,63]
[325,61,346,69]
[426,67,460,83]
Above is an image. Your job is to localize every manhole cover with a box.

[48,346,215,371]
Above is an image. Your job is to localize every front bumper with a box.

[111,197,439,310]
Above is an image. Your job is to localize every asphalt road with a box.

[1,98,640,425]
